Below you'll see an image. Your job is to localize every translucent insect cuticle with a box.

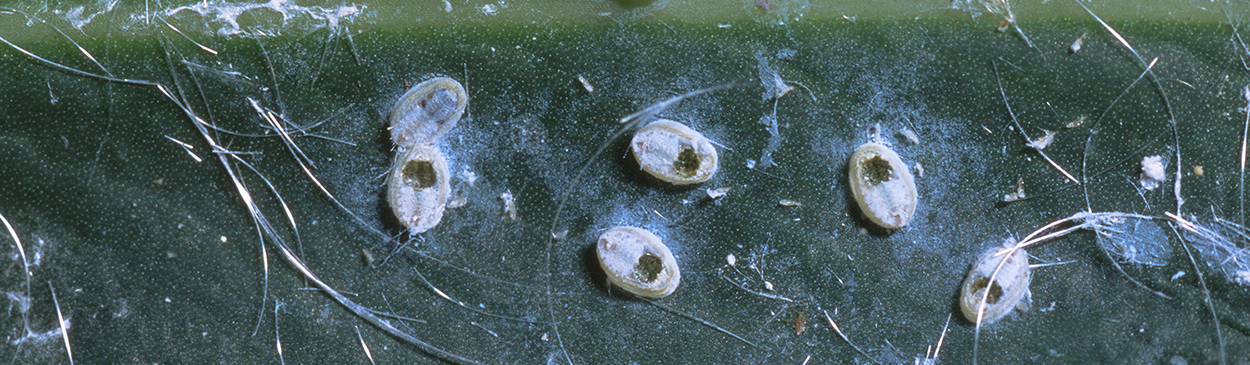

[596,226,681,299]
[959,239,1032,324]
[421,88,459,122]
[630,119,718,185]
[848,142,917,229]
[386,77,466,235]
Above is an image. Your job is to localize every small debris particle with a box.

[447,192,467,209]
[707,187,730,200]
[1027,129,1057,151]
[220,236,228,243]
[1139,155,1166,191]
[794,311,807,336]
[1171,271,1185,281]
[769,77,793,99]
[462,166,478,186]
[759,59,793,101]
[361,248,375,266]
[551,230,569,241]
[914,162,924,178]
[500,190,517,220]
[1039,301,1057,312]
[763,281,774,291]
[997,18,1011,33]
[1234,270,1250,286]
[1069,32,1087,54]
[1065,116,1087,129]
[153,178,164,186]
[443,0,452,12]
[480,4,496,15]
[726,254,737,266]
[541,333,549,341]
[778,199,802,207]
[746,159,757,169]
[1003,178,1026,202]
[755,0,772,11]
[1193,165,1204,176]
[898,128,920,145]
[577,75,594,93]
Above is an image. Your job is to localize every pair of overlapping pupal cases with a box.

[386,78,467,236]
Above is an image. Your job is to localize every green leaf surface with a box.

[0,1,1247,364]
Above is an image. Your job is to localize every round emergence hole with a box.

[674,147,701,177]
[402,160,437,189]
[971,277,1004,304]
[862,155,894,185]
[635,252,664,282]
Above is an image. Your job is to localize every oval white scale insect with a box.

[388,77,468,148]
[630,119,719,185]
[848,142,917,229]
[596,226,681,299]
[388,145,451,235]
[959,239,1032,324]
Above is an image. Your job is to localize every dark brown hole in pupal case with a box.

[862,155,894,185]
[970,277,1004,304]
[403,160,437,189]
[674,147,700,177]
[635,253,664,282]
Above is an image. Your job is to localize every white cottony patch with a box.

[757,55,793,101]
[1139,155,1166,191]
[6,291,31,314]
[165,0,365,37]
[754,50,792,170]
[1235,270,1250,286]
[60,0,118,30]
[462,166,478,186]
[65,6,100,30]
[9,325,65,346]
[500,190,517,220]
[1094,217,1172,266]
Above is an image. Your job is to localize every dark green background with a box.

[0,1,1247,364]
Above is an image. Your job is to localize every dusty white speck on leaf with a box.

[1140,155,1166,191]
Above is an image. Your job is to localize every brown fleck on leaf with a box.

[755,0,772,11]
[794,311,807,336]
